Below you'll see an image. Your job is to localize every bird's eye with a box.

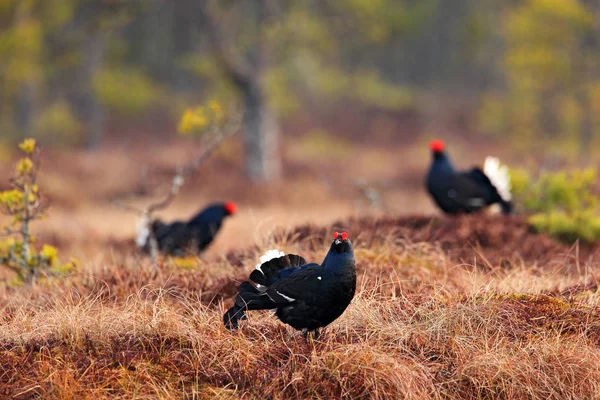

[333,232,339,240]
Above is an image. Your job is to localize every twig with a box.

[147,129,233,214]
[111,198,145,216]
[352,179,382,209]
[0,226,17,236]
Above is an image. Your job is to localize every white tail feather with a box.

[483,156,512,201]
[255,249,285,270]
[135,216,151,248]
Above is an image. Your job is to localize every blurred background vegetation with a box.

[1,0,599,179]
[0,0,599,249]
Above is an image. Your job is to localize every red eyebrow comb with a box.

[341,232,348,241]
[429,139,445,152]
[224,201,237,215]
[333,232,340,240]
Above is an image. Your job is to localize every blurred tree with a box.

[501,0,594,153]
[0,0,134,147]
[2,0,599,163]
[576,0,599,158]
[196,0,281,182]
[0,0,44,138]
[191,0,419,181]
[68,0,141,149]
[74,4,107,149]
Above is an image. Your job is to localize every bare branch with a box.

[147,115,241,214]
[0,226,18,236]
[352,179,382,209]
[4,253,25,280]
[111,198,145,216]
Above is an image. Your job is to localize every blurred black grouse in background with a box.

[136,202,236,255]
[425,140,512,215]
[224,232,356,340]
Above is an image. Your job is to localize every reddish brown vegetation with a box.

[1,213,599,399]
[1,136,599,398]
[290,214,599,269]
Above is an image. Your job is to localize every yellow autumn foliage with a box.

[40,244,59,266]
[177,100,227,136]
[0,139,69,282]
[16,158,33,174]
[18,138,36,154]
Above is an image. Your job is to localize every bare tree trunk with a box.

[14,82,38,139]
[242,82,280,181]
[82,29,105,149]
[576,0,597,159]
[578,89,593,159]
[196,0,281,182]
[539,89,558,138]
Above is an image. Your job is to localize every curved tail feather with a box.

[483,156,512,203]
[223,282,276,330]
[224,250,307,330]
[249,252,307,286]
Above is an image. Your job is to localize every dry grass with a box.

[2,138,600,398]
[1,215,600,399]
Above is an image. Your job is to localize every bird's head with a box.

[331,231,352,254]
[429,139,447,161]
[429,139,445,154]
[224,201,237,216]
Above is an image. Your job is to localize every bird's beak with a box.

[335,239,341,245]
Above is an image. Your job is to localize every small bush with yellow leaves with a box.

[178,100,225,136]
[511,167,600,243]
[0,139,76,282]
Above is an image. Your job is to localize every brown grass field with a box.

[1,135,600,399]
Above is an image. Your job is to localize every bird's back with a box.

[154,221,190,255]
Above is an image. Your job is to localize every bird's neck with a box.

[432,153,455,174]
[322,252,355,275]
[188,215,222,227]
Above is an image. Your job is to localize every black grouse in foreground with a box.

[425,140,513,215]
[224,232,356,340]
[136,201,236,256]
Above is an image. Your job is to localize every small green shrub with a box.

[0,139,76,282]
[511,167,600,243]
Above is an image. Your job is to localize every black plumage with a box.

[138,202,236,256]
[224,232,356,340]
[425,140,512,215]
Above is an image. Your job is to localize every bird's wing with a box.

[153,221,185,241]
[445,173,492,210]
[462,167,505,202]
[275,262,319,281]
[265,264,324,305]
[462,167,494,187]
[155,222,190,253]
[188,221,219,250]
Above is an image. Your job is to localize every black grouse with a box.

[425,140,512,215]
[223,231,356,340]
[136,201,237,255]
